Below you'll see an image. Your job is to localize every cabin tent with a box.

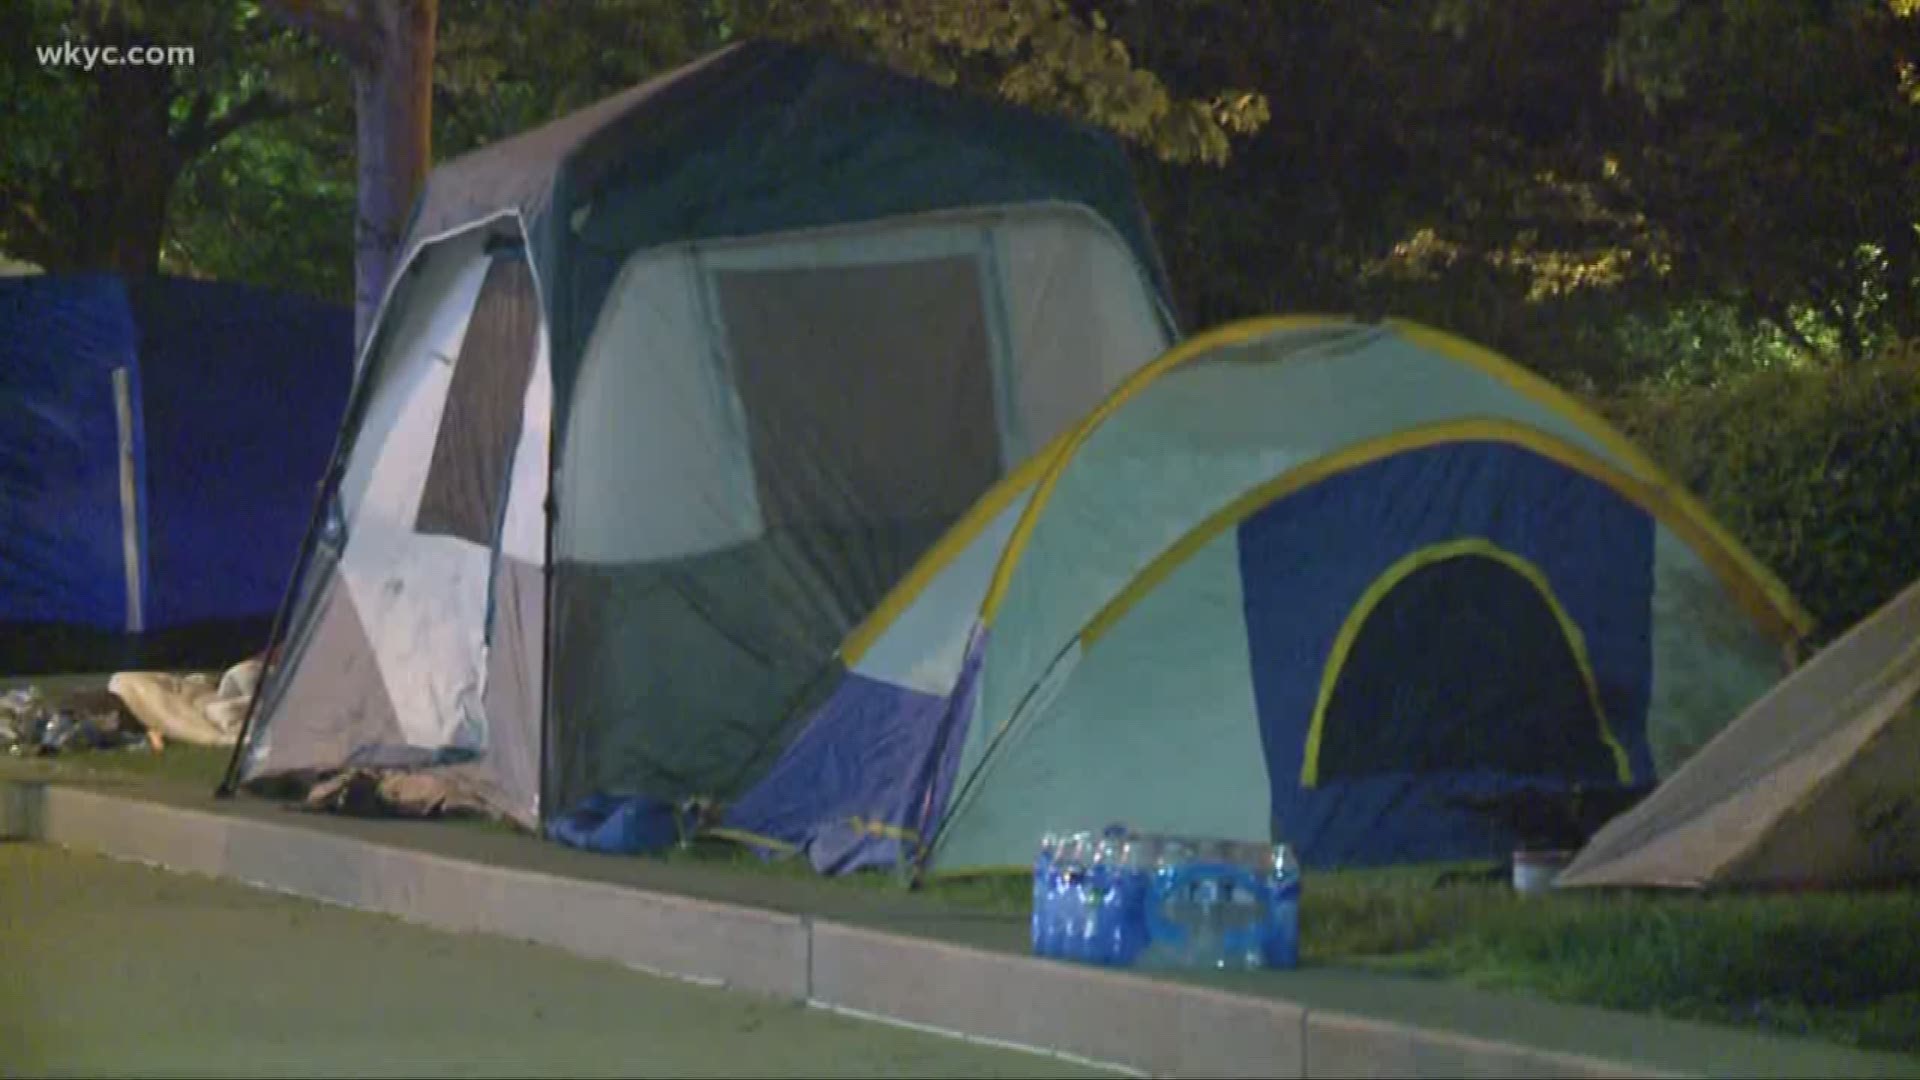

[719,317,1815,873]
[1558,577,1920,890]
[0,273,352,674]
[224,41,1179,828]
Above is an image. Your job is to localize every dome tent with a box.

[720,317,1814,873]
[223,41,1180,827]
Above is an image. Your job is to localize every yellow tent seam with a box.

[1387,319,1813,640]
[848,816,919,842]
[1297,538,1632,788]
[978,314,1347,624]
[701,826,799,854]
[838,425,1072,665]
[1080,418,1799,651]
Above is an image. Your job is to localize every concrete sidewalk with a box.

[3,770,1916,1079]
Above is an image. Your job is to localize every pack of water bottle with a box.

[1030,824,1300,971]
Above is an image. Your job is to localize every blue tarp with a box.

[548,793,688,856]
[0,274,350,650]
[0,274,143,629]
[126,278,351,627]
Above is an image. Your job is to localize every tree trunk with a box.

[65,20,183,275]
[352,0,437,347]
[62,149,181,276]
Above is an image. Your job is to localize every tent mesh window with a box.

[1317,554,1621,783]
[414,255,541,546]
[715,256,1002,601]
[553,254,1004,808]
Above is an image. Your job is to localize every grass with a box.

[641,845,1920,1056]
[8,742,236,789]
[10,737,1918,1058]
[651,839,1920,1054]
[1307,866,1920,1054]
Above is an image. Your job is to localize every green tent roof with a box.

[403,39,1175,372]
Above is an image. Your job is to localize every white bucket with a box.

[1512,849,1573,895]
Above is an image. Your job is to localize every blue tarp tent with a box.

[0,273,351,673]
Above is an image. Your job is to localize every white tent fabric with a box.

[337,263,491,748]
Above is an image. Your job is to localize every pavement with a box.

[0,843,1112,1077]
[4,761,1918,1079]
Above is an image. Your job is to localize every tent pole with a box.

[216,462,338,798]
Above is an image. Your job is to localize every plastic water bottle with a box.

[1194,840,1235,968]
[1078,835,1116,964]
[1078,831,1149,967]
[1032,832,1060,957]
[1145,837,1198,968]
[1133,835,1292,970]
[1054,831,1093,961]
[1103,835,1151,967]
[1263,843,1302,970]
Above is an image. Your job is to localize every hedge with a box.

[1600,354,1920,646]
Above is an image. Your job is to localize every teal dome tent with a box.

[723,317,1812,872]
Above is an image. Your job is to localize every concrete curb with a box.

[811,921,1311,1077]
[0,781,1755,1078]
[24,783,811,998]
[0,779,40,839]
[1299,1012,1688,1079]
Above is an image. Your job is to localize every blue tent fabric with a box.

[125,278,352,627]
[720,670,950,872]
[548,793,686,855]
[721,634,988,874]
[0,275,144,629]
[0,274,350,669]
[1237,441,1657,865]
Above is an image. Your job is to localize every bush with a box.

[1601,353,1920,644]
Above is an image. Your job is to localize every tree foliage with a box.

[6,0,1917,630]
[434,0,723,157]
[166,92,356,300]
[1069,0,1918,387]
[5,0,1913,389]
[722,0,1269,165]
[1600,0,1920,360]
[0,0,337,275]
[1608,351,1920,640]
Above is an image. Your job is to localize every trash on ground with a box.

[1443,785,1652,853]
[296,767,496,819]
[107,657,262,748]
[1,684,151,756]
